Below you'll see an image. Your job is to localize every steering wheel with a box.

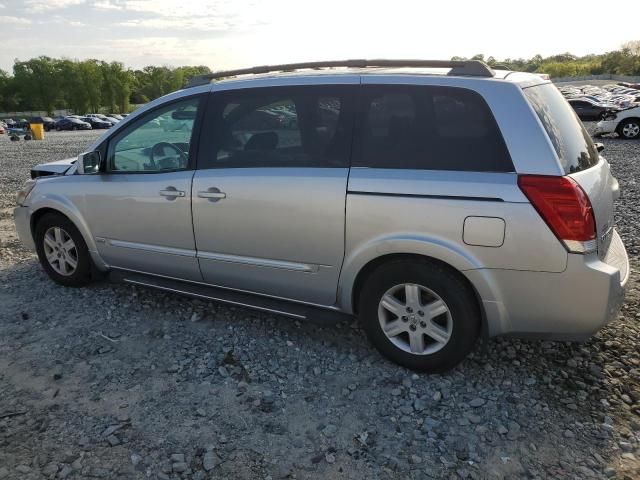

[150,142,187,169]
[114,158,139,171]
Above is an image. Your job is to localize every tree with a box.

[77,60,102,113]
[2,41,636,112]
[100,61,118,113]
[621,40,640,56]
[13,56,60,113]
[0,69,10,111]
[58,59,89,113]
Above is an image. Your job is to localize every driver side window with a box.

[108,97,201,173]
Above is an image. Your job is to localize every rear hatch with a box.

[523,83,619,258]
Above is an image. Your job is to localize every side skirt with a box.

[108,270,352,325]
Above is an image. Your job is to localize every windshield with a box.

[524,83,599,174]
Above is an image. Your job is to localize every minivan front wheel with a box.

[618,119,640,139]
[359,259,480,372]
[35,213,92,287]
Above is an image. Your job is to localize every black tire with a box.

[24,134,32,140]
[34,213,93,287]
[358,258,480,372]
[617,119,640,139]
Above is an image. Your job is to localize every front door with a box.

[83,95,204,281]
[192,84,356,305]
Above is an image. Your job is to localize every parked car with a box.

[80,116,112,129]
[13,60,629,372]
[561,83,640,110]
[567,98,613,120]
[4,118,17,128]
[54,117,92,131]
[0,124,5,135]
[108,114,124,120]
[16,118,30,129]
[595,106,640,139]
[85,113,119,125]
[30,116,56,131]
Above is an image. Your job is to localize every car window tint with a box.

[109,97,200,173]
[524,84,598,174]
[206,86,352,168]
[217,98,302,163]
[355,85,513,172]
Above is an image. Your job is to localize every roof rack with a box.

[185,59,495,87]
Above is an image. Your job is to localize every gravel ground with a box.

[0,127,639,480]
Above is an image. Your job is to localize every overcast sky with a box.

[0,0,637,73]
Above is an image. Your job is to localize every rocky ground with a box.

[0,127,638,480]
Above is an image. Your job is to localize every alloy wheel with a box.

[378,283,453,355]
[622,122,640,138]
[43,227,78,276]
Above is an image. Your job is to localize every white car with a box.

[595,107,640,139]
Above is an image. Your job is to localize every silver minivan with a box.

[14,60,629,372]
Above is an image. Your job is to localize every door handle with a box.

[159,187,185,198]
[197,188,226,202]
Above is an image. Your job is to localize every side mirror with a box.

[595,142,605,153]
[78,151,103,174]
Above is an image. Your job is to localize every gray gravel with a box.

[0,127,639,479]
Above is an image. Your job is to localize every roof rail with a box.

[185,59,495,87]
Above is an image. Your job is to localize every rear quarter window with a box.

[354,85,513,172]
[524,84,599,174]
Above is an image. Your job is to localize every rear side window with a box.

[354,85,513,172]
[524,84,599,174]
[202,86,354,168]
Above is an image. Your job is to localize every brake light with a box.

[518,175,596,254]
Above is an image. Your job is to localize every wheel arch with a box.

[617,116,640,133]
[345,252,489,340]
[30,207,62,237]
[29,201,108,271]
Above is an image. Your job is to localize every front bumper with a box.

[594,119,618,136]
[14,206,35,251]
[466,229,629,340]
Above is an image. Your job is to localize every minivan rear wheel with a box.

[359,259,480,372]
[618,119,640,139]
[35,213,92,287]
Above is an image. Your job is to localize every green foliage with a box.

[13,56,61,113]
[453,42,640,78]
[0,58,211,114]
[1,43,639,113]
[131,65,211,104]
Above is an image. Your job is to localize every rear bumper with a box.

[14,206,35,251]
[466,230,628,340]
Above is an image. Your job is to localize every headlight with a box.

[16,179,36,206]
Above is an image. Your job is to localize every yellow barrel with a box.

[30,123,45,140]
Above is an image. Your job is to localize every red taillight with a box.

[518,175,596,253]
